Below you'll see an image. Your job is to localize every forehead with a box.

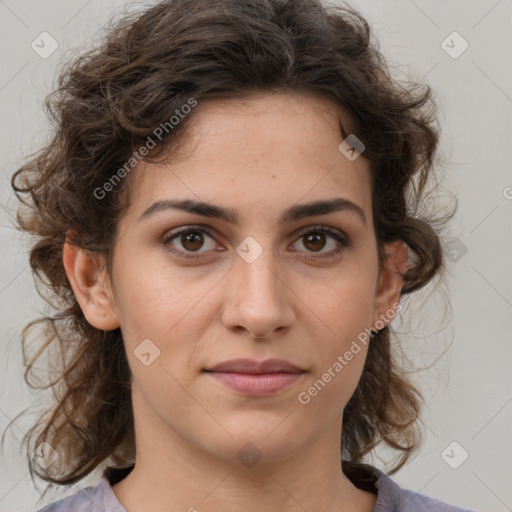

[123,92,372,227]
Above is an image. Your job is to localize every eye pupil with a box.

[304,232,326,252]
[182,231,203,251]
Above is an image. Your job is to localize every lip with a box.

[203,358,305,396]
[205,358,304,374]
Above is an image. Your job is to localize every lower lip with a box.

[205,371,304,395]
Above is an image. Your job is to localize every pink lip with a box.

[203,358,305,396]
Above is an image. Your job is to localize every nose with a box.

[220,246,296,340]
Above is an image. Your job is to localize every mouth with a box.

[203,358,306,396]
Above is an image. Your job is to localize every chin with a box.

[197,418,309,466]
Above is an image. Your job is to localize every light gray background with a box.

[0,1,511,511]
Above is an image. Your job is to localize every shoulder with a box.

[342,461,477,512]
[34,488,96,512]
[376,471,477,512]
[396,486,476,511]
[33,477,125,512]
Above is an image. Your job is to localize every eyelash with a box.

[162,225,351,261]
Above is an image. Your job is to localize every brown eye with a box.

[302,232,327,252]
[163,227,218,259]
[179,230,205,251]
[290,226,350,260]
[162,225,350,261]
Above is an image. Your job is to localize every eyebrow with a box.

[138,197,366,226]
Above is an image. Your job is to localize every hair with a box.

[7,0,456,496]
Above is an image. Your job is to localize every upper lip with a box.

[204,358,304,374]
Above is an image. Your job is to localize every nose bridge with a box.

[224,235,295,336]
[236,235,283,300]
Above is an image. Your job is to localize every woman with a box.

[9,0,475,510]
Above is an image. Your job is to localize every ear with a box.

[62,230,120,331]
[371,240,408,332]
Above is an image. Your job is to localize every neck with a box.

[111,408,377,512]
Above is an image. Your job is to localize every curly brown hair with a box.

[6,0,455,494]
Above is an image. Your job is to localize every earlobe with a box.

[62,230,120,331]
[371,240,409,331]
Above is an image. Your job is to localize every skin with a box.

[63,91,408,512]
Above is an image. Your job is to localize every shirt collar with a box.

[100,461,401,512]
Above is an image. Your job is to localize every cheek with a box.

[112,254,206,338]
[315,274,377,341]
[113,268,213,386]
[297,291,372,415]
[304,267,376,396]
[296,335,369,420]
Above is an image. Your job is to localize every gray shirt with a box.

[35,462,476,511]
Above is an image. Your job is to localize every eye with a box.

[290,225,351,260]
[162,224,350,260]
[162,226,220,259]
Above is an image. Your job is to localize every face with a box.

[67,91,405,466]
